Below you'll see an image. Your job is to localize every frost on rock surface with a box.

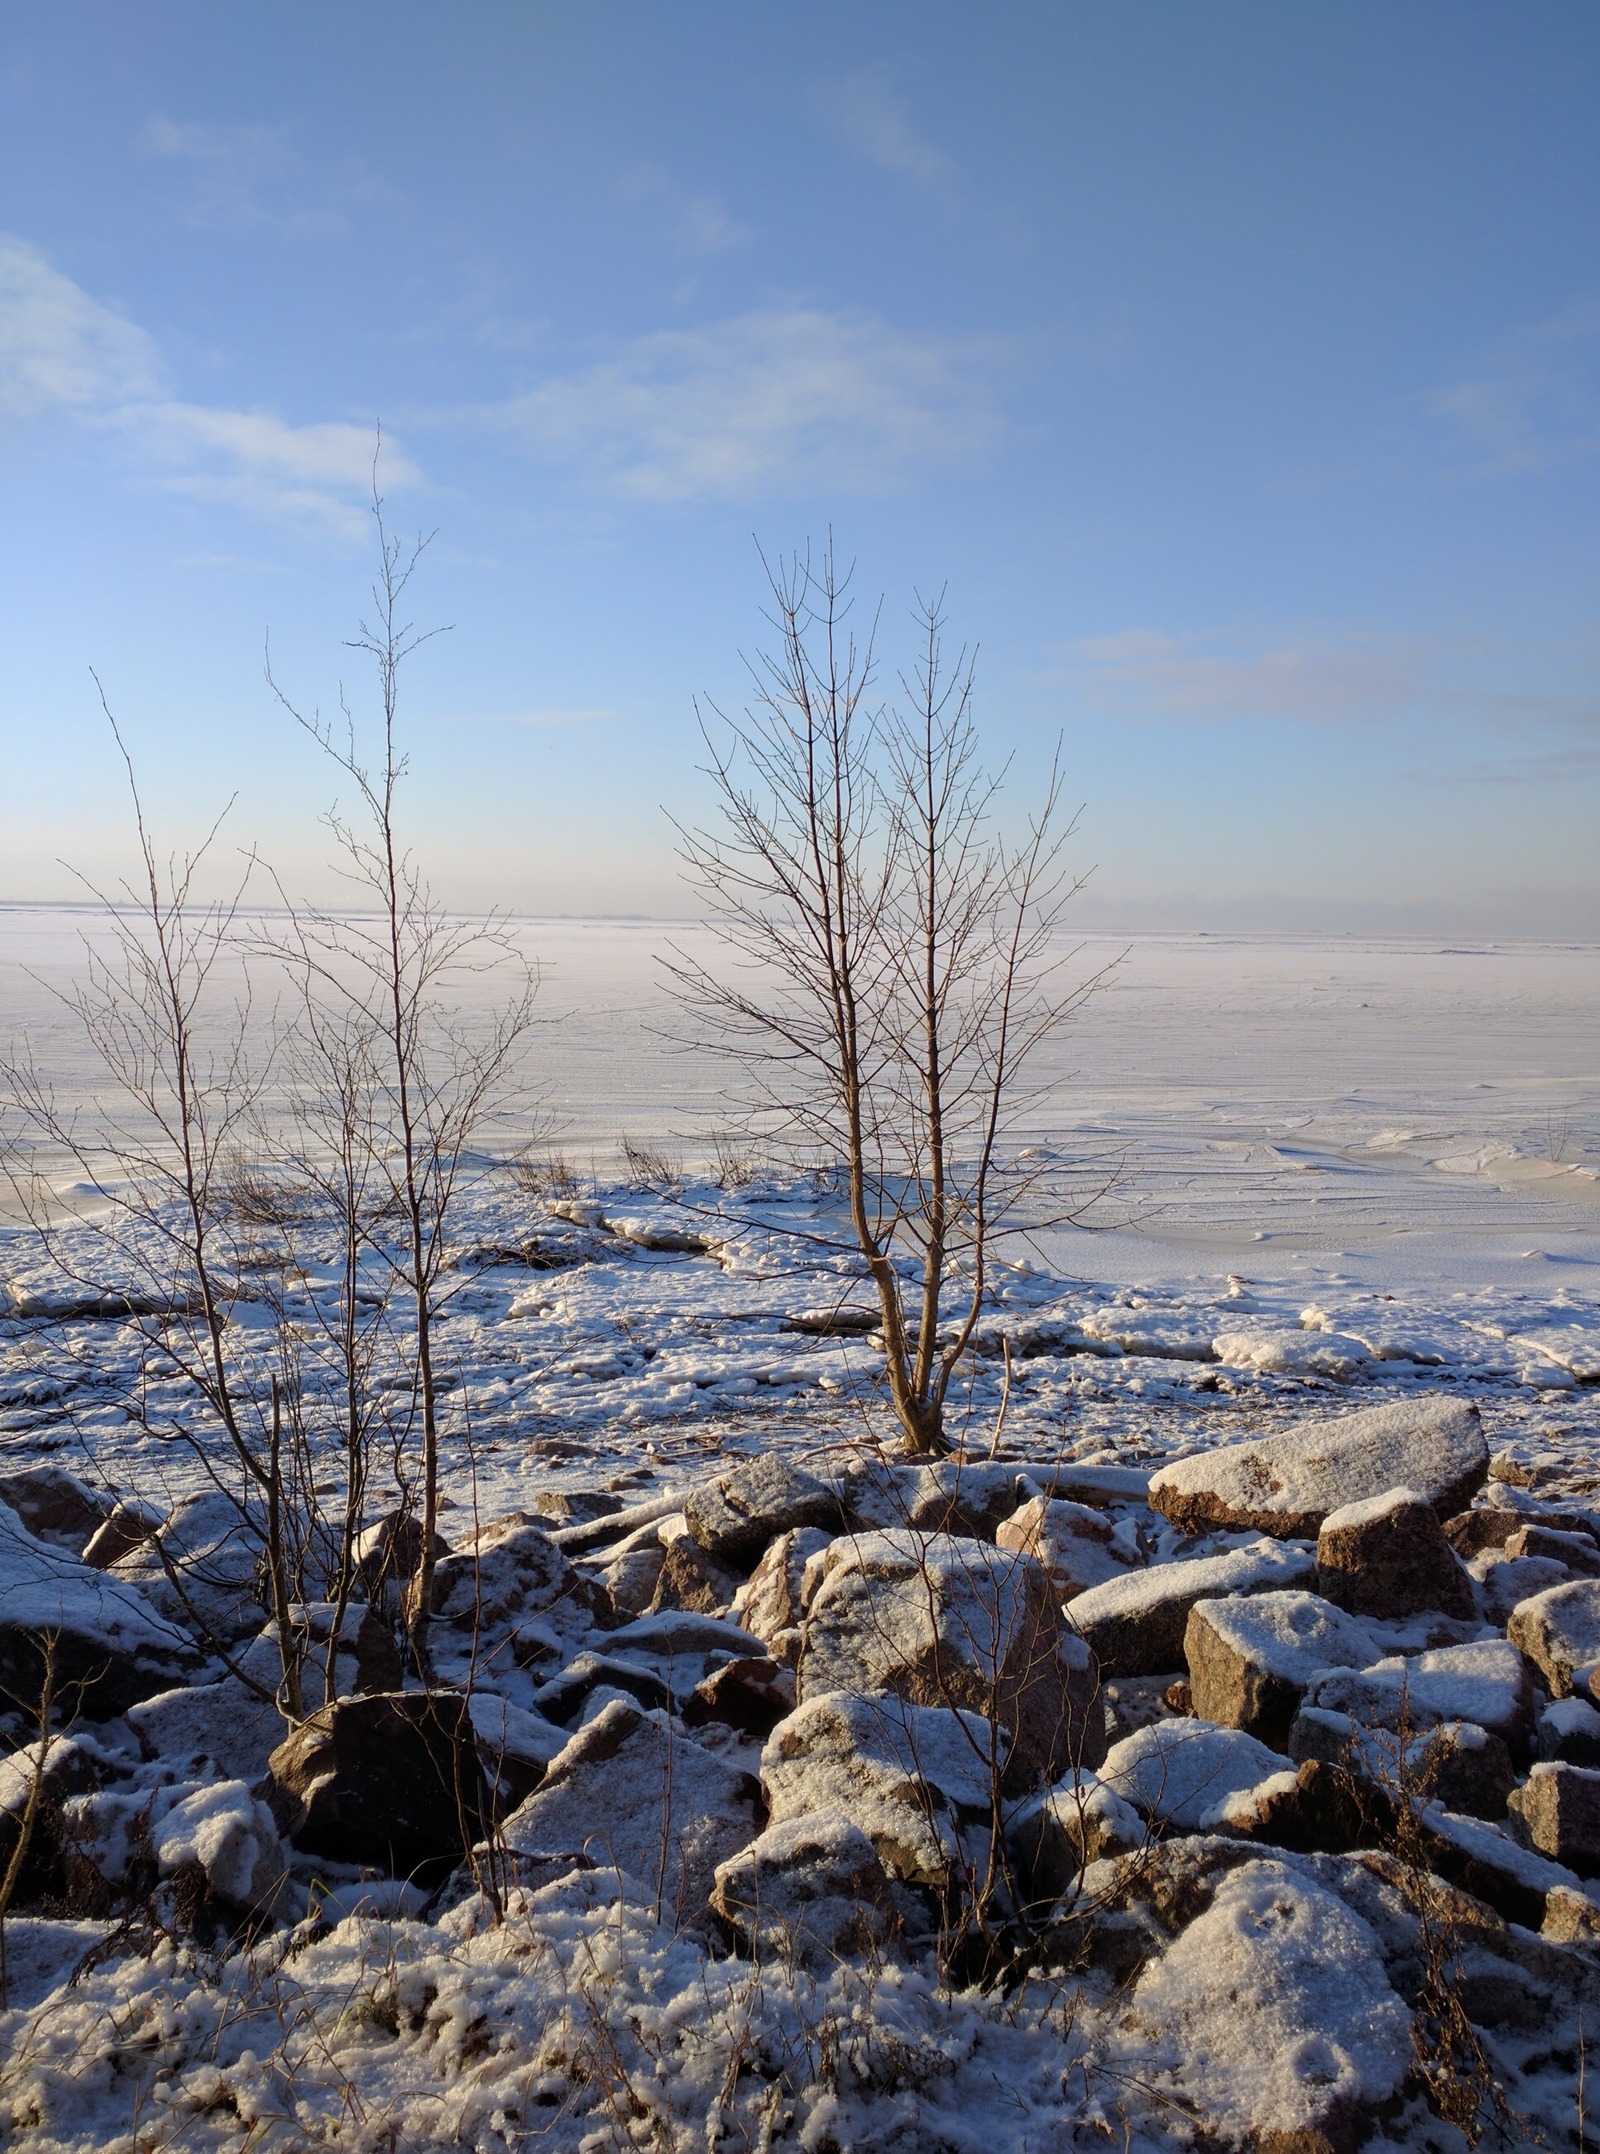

[1185,1589,1381,1745]
[1508,1578,1600,1698]
[797,1528,1105,1778]
[1149,1396,1489,1538]
[1102,1720,1299,1834]
[0,1498,199,1715]
[1068,1537,1316,1678]
[1120,1859,1411,2151]
[501,1697,762,1926]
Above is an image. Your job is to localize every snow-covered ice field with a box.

[2,908,1597,1510]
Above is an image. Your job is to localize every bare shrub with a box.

[620,1137,681,1193]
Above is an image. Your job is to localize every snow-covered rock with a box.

[1102,1720,1299,1834]
[762,1689,1008,1892]
[1185,1591,1379,1745]
[148,1777,283,1911]
[684,1456,838,1566]
[0,1498,199,1716]
[1121,1859,1411,2150]
[1315,1484,1474,1620]
[1149,1397,1488,1539]
[126,1677,289,1783]
[730,1524,831,1651]
[1509,1578,1600,1698]
[709,1809,899,1963]
[1302,1638,1533,1750]
[995,1495,1137,1601]
[502,1698,761,1928]
[1068,1538,1316,1678]
[797,1530,1104,1779]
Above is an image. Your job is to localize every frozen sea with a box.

[2,905,1597,1509]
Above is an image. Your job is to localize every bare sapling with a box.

[266,451,535,1669]
[0,710,310,1717]
[672,543,1109,1456]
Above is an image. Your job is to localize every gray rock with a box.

[127,1677,289,1784]
[996,1496,1137,1602]
[1536,1695,1600,1768]
[1149,1397,1487,1539]
[1068,1538,1315,1679]
[431,1519,598,1631]
[710,1809,900,1963]
[1315,1485,1474,1620]
[1009,1772,1145,1901]
[503,1699,761,1929]
[684,1457,840,1566]
[109,1490,270,1647]
[798,1530,1103,1780]
[1509,1579,1600,1698]
[1510,1763,1600,1875]
[1184,1591,1379,1746]
[0,1466,111,1553]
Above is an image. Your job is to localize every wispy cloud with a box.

[1055,625,1600,741]
[617,164,752,259]
[1061,628,1434,724]
[0,233,414,532]
[137,114,387,235]
[815,67,958,198]
[1428,301,1600,475]
[488,306,1010,501]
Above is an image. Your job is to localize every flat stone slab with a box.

[1148,1398,1488,1539]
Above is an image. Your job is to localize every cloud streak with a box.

[489,306,1010,501]
[1428,301,1600,475]
[0,233,413,531]
[815,68,959,198]
[1056,625,1600,741]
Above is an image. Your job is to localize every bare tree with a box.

[266,455,536,1666]
[0,711,310,1715]
[671,545,1107,1456]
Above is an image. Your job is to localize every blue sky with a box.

[1,3,1596,929]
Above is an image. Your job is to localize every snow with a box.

[1101,1720,1299,1832]
[1121,1860,1412,2144]
[1,916,1598,2147]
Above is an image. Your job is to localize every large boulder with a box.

[1302,1639,1533,1752]
[1509,1762,1600,1875]
[1117,1859,1412,2151]
[1067,1539,1315,1679]
[762,1689,1018,1894]
[265,1692,487,1881]
[1184,1591,1379,1747]
[684,1457,839,1567]
[710,1809,900,1963]
[0,1499,199,1717]
[501,1698,762,1928]
[729,1526,832,1653]
[797,1530,1103,1779]
[1149,1398,1488,1539]
[995,1496,1137,1601]
[1101,1720,1299,1836]
[1315,1486,1474,1620]
[1508,1579,1600,1698]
